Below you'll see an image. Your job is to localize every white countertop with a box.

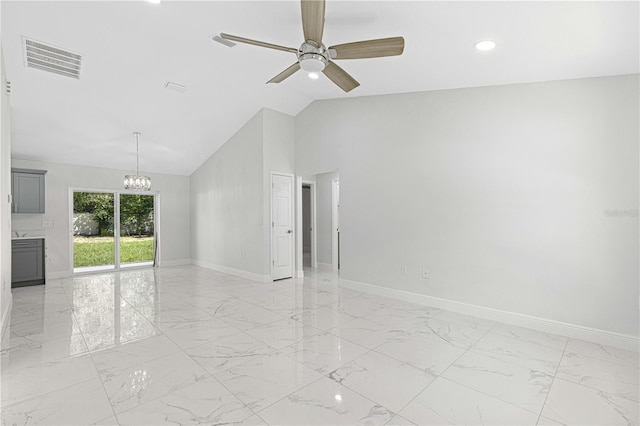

[11,232,46,240]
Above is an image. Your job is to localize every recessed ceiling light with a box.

[334,394,342,401]
[147,0,161,4]
[474,40,496,51]
[308,72,320,80]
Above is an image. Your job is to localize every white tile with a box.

[442,350,553,413]
[0,378,114,426]
[237,414,269,425]
[471,332,564,374]
[184,331,275,375]
[399,377,539,426]
[258,376,394,425]
[536,416,566,425]
[100,351,212,414]
[557,351,639,402]
[541,378,639,425]
[564,338,639,368]
[489,323,568,350]
[433,310,496,333]
[220,303,287,330]
[92,416,120,425]
[332,296,386,318]
[1,354,99,406]
[90,334,182,376]
[281,331,370,374]
[408,316,490,348]
[243,317,321,349]
[366,305,440,330]
[329,350,436,412]
[292,306,359,331]
[374,333,466,375]
[161,317,244,351]
[329,317,402,349]
[1,331,88,369]
[214,350,322,411]
[4,265,629,426]
[115,376,253,425]
[385,415,417,425]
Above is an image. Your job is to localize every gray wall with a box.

[190,110,265,277]
[190,108,295,279]
[262,109,296,275]
[295,75,639,337]
[11,159,191,276]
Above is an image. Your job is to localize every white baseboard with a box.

[296,269,304,278]
[159,259,191,267]
[340,279,639,352]
[317,262,332,271]
[1,293,13,340]
[191,259,272,283]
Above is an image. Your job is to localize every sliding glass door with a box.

[73,192,115,272]
[119,194,155,268]
[73,190,156,273]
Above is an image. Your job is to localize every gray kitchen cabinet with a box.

[12,168,46,214]
[12,238,45,287]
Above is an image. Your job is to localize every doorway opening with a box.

[72,190,156,273]
[302,182,317,269]
[295,171,339,276]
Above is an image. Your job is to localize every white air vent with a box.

[22,37,82,79]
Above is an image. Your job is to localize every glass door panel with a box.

[119,194,155,267]
[73,191,115,272]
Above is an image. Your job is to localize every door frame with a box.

[69,187,159,274]
[270,172,294,281]
[331,178,339,271]
[301,180,317,270]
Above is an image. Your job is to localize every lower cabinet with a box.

[11,239,45,287]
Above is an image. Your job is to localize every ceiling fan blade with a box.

[268,62,301,84]
[219,33,298,54]
[322,61,359,93]
[329,36,405,60]
[301,0,325,46]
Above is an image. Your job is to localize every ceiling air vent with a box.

[22,37,82,79]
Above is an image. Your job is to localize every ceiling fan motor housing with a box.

[298,41,329,72]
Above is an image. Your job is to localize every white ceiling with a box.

[2,1,638,176]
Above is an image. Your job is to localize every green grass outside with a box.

[74,236,154,268]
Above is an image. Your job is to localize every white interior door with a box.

[272,173,293,280]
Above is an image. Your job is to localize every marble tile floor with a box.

[1,265,638,425]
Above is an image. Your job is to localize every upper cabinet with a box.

[12,168,46,214]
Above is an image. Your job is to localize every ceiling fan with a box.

[218,0,405,93]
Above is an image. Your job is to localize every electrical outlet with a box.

[422,268,430,279]
[401,265,407,276]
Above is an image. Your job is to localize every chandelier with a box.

[124,132,151,191]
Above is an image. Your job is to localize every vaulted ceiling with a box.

[2,1,638,176]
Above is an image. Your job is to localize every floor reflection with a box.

[70,269,159,352]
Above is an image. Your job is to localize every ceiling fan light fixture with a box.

[299,54,327,72]
[308,72,320,79]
